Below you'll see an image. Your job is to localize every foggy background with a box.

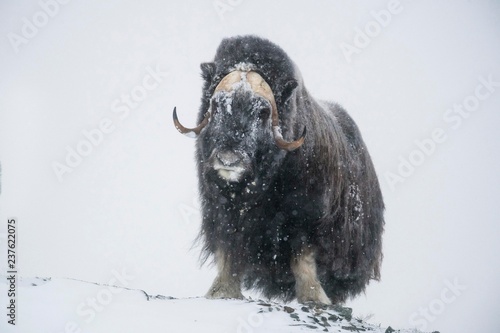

[1,0,499,332]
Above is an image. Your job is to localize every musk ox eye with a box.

[258,107,271,121]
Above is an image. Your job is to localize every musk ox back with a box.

[173,35,384,304]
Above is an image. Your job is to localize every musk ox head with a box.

[174,66,305,191]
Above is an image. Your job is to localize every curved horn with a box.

[215,71,243,93]
[273,125,306,151]
[268,87,305,152]
[172,107,210,138]
[245,72,306,151]
[271,102,306,151]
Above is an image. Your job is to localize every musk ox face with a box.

[204,90,272,182]
[174,69,305,191]
[199,74,291,195]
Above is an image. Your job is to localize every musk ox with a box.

[173,35,384,304]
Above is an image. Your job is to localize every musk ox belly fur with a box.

[174,35,384,304]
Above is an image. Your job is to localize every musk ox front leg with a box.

[291,248,332,305]
[205,250,244,299]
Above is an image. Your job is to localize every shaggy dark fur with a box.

[194,35,384,303]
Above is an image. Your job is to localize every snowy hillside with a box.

[1,277,431,333]
[1,0,500,332]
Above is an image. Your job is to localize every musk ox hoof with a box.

[296,284,332,305]
[205,278,244,300]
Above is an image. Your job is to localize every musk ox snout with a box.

[211,149,250,182]
[216,151,243,167]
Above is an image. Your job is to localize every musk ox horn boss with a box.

[173,35,384,305]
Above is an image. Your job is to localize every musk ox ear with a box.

[200,62,216,82]
[279,79,298,104]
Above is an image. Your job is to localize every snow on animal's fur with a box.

[173,35,385,304]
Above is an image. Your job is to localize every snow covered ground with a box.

[2,276,425,333]
[1,0,500,332]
